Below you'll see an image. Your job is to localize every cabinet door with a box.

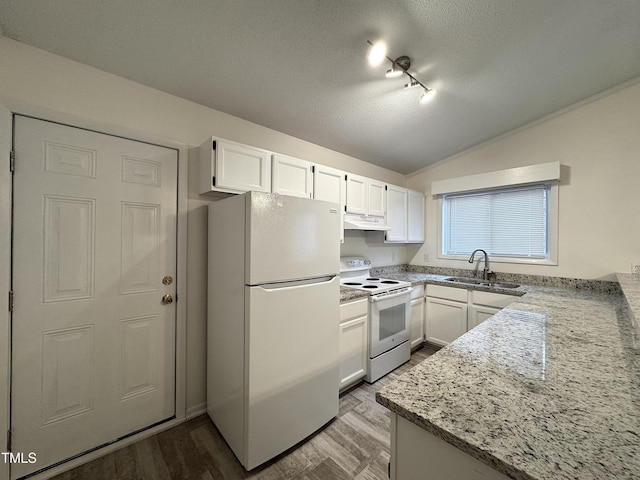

[407,189,425,243]
[272,154,313,198]
[345,174,368,214]
[385,185,408,242]
[368,179,386,217]
[425,297,467,346]
[339,315,368,390]
[314,165,345,243]
[215,140,271,193]
[468,305,501,331]
[410,297,425,349]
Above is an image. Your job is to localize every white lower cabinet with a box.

[425,296,468,347]
[468,290,517,330]
[339,298,368,391]
[468,305,501,330]
[410,285,425,350]
[426,285,517,346]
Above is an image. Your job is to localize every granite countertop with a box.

[339,286,369,302]
[339,272,527,303]
[617,273,640,329]
[376,275,640,480]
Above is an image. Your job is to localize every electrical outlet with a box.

[423,253,430,263]
[391,251,398,262]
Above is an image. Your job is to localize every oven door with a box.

[369,289,412,358]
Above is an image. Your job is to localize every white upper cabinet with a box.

[385,185,408,242]
[198,138,271,194]
[407,189,425,243]
[313,164,346,243]
[345,174,368,215]
[272,154,313,198]
[345,174,387,217]
[385,187,424,243]
[368,179,386,217]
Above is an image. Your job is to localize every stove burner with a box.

[381,280,400,284]
[363,285,379,289]
[343,282,363,286]
[366,277,380,281]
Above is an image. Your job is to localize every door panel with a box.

[246,193,340,284]
[246,276,339,469]
[11,116,177,478]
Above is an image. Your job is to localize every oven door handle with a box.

[370,287,413,302]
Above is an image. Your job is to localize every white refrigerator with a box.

[207,191,340,470]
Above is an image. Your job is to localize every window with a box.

[441,184,556,263]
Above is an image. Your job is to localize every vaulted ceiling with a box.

[1,0,639,174]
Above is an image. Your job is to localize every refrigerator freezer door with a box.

[244,276,339,470]
[246,192,340,285]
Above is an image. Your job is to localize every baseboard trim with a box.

[186,402,207,420]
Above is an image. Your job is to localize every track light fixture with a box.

[367,40,436,106]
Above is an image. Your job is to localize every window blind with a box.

[443,185,548,258]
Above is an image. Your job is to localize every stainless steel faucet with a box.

[468,249,495,282]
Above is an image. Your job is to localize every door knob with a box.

[161,294,173,305]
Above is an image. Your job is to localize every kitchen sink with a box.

[443,277,520,289]
[444,277,484,285]
[488,282,520,289]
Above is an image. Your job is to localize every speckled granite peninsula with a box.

[376,278,640,480]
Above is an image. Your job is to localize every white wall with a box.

[406,79,640,281]
[0,37,406,414]
[340,231,420,267]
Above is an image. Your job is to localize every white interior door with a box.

[10,116,177,478]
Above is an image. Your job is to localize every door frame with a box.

[0,101,188,480]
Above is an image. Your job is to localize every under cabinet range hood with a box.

[343,213,390,231]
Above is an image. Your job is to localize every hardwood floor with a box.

[51,345,439,480]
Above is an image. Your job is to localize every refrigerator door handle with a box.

[255,275,337,290]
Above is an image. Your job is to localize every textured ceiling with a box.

[1,0,639,174]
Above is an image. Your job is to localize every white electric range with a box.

[340,257,412,382]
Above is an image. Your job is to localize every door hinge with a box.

[8,291,14,312]
[212,140,217,150]
[212,176,216,187]
[6,429,11,452]
[311,165,315,173]
[9,150,15,172]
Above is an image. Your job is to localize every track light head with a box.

[385,56,411,78]
[366,41,437,106]
[367,42,387,67]
[420,88,436,104]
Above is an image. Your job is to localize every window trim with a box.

[436,183,558,266]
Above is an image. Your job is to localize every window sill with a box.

[437,254,558,266]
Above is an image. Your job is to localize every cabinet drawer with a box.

[411,284,424,300]
[340,298,368,323]
[471,291,517,309]
[426,284,467,302]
